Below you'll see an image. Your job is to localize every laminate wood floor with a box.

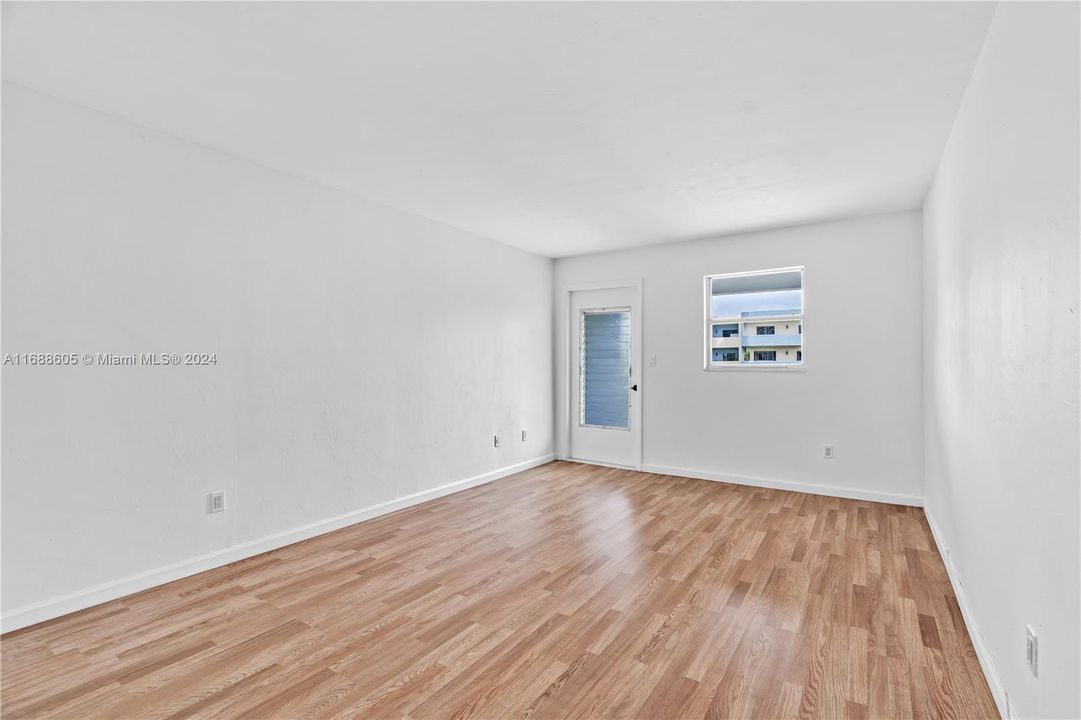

[2,461,999,719]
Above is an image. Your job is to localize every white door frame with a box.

[559,279,643,471]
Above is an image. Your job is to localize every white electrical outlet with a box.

[493,435,500,448]
[649,355,657,367]
[1026,625,1038,677]
[208,491,226,514]
[521,429,527,442]
[823,445,835,459]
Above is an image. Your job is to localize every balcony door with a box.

[569,286,640,469]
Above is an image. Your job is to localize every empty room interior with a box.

[2,2,1079,719]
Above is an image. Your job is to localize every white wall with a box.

[1,83,554,627]
[555,211,924,504]
[922,4,1080,719]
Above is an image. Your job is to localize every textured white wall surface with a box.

[1,83,553,618]
[554,212,924,504]
[922,4,1080,718]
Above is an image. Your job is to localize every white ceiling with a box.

[2,2,995,258]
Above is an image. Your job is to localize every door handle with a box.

[630,384,638,391]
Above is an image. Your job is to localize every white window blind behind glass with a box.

[581,310,631,429]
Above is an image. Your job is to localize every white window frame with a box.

[703,266,806,372]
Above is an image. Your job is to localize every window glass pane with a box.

[710,270,802,319]
[581,311,630,428]
[707,269,803,367]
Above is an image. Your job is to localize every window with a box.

[712,348,739,362]
[705,267,803,369]
[581,310,631,428]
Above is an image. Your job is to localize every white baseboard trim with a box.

[924,506,1009,719]
[1,454,555,634]
[640,463,923,507]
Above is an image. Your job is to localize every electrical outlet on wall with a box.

[208,491,226,514]
[493,435,500,448]
[823,445,835,459]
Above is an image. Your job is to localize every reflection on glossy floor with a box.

[1,461,999,719]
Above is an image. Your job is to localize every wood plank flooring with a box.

[1,461,999,719]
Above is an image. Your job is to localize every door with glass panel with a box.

[569,287,638,468]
